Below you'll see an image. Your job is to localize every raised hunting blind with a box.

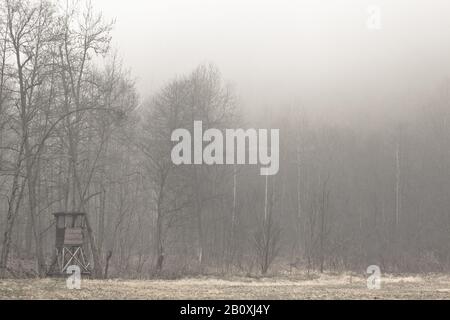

[47,212,91,276]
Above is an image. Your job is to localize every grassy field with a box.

[1,273,449,299]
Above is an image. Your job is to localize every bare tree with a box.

[254,176,281,275]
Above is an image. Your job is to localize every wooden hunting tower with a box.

[47,212,91,276]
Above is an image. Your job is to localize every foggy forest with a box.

[0,0,450,296]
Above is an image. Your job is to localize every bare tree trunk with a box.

[154,172,167,274]
[395,140,401,228]
[228,166,238,266]
[83,213,103,278]
[0,146,25,278]
[296,137,303,261]
[319,175,329,274]
[264,175,268,222]
[22,129,46,275]
[15,46,46,276]
[104,250,113,279]
[193,167,204,266]
[98,186,106,253]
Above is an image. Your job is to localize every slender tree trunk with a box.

[83,213,103,278]
[154,174,166,274]
[98,186,106,253]
[395,140,401,228]
[14,42,46,276]
[228,166,238,266]
[0,146,25,278]
[193,167,204,266]
[296,139,303,260]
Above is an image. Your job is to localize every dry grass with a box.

[1,273,450,299]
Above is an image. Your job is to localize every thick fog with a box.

[3,0,450,286]
[93,0,450,126]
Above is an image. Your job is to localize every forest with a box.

[1,0,450,281]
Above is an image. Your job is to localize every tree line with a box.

[1,0,450,279]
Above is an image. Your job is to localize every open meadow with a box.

[1,273,449,300]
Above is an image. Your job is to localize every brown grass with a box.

[1,273,449,299]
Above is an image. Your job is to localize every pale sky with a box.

[89,0,450,125]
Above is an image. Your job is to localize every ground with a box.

[0,273,449,299]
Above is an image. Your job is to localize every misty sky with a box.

[90,0,450,126]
